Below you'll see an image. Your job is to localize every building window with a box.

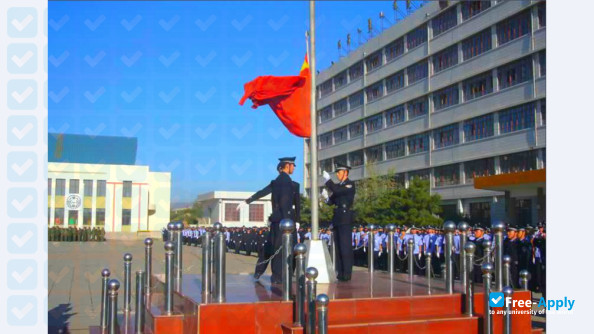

[433,45,458,73]
[433,84,459,111]
[464,158,495,183]
[538,2,546,28]
[497,56,533,90]
[366,114,383,133]
[464,114,494,142]
[500,150,538,174]
[123,181,132,197]
[539,50,546,76]
[321,159,333,174]
[56,179,66,196]
[366,51,382,72]
[469,202,491,224]
[249,204,264,222]
[97,180,106,196]
[83,208,92,226]
[407,96,428,119]
[84,180,93,197]
[333,126,348,144]
[349,150,364,167]
[434,164,460,187]
[96,208,105,226]
[334,71,347,89]
[54,208,65,225]
[394,173,405,187]
[385,70,404,93]
[122,209,131,226]
[366,82,383,102]
[225,203,240,221]
[462,28,491,61]
[407,132,429,155]
[69,179,80,194]
[407,60,428,85]
[320,106,332,123]
[433,124,459,149]
[408,169,431,182]
[461,1,491,21]
[385,105,405,127]
[385,37,404,62]
[385,139,405,159]
[333,99,348,116]
[68,210,78,225]
[366,145,383,164]
[407,24,427,50]
[496,10,531,46]
[432,6,457,37]
[463,71,493,101]
[320,132,333,148]
[540,99,546,125]
[499,102,535,134]
[48,179,52,196]
[334,154,347,167]
[320,80,333,97]
[349,91,364,109]
[349,121,364,138]
[349,61,364,81]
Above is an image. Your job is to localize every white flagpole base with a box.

[304,239,336,284]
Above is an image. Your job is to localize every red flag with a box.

[239,55,311,137]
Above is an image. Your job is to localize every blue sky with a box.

[48,1,425,205]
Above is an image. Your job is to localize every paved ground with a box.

[49,238,546,333]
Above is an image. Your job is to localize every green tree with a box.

[170,199,204,225]
[299,194,333,227]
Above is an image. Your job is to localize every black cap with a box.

[334,163,351,172]
[507,226,517,231]
[474,225,484,231]
[279,157,296,164]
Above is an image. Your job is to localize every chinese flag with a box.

[239,55,311,137]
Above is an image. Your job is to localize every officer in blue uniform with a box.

[322,163,356,282]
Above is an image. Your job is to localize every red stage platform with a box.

[91,272,544,334]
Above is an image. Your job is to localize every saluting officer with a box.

[321,163,356,282]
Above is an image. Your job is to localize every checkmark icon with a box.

[12,123,34,140]
[12,86,34,104]
[12,195,33,212]
[12,51,34,68]
[11,159,34,176]
[489,292,504,307]
[12,303,34,319]
[491,296,501,304]
[12,15,34,31]
[11,230,34,248]
[12,267,34,284]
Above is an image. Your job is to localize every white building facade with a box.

[196,191,272,227]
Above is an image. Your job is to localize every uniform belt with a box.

[336,204,350,209]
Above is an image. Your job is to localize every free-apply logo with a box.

[489,292,504,307]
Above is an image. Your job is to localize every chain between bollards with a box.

[164,241,175,314]
[107,279,120,334]
[293,244,307,327]
[201,231,212,303]
[213,222,226,303]
[135,271,146,334]
[464,242,476,316]
[100,268,110,331]
[482,263,494,334]
[368,224,376,273]
[123,253,133,313]
[305,267,318,334]
[280,219,295,302]
[144,238,153,296]
[316,294,329,334]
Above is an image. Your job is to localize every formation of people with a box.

[48,226,106,241]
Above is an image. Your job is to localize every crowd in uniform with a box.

[176,220,546,296]
[48,226,106,242]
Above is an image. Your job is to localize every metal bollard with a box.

[386,224,396,278]
[407,238,414,280]
[213,222,226,303]
[316,294,329,334]
[502,255,511,288]
[367,225,375,272]
[305,267,318,334]
[100,268,111,331]
[144,238,153,295]
[164,241,175,314]
[280,219,295,301]
[293,244,307,327]
[107,279,120,334]
[425,252,432,283]
[503,286,513,334]
[519,270,531,290]
[167,222,175,242]
[201,231,212,302]
[444,221,456,294]
[441,263,446,280]
[331,231,336,272]
[135,271,146,334]
[482,240,492,264]
[173,221,184,281]
[492,221,505,292]
[482,263,494,334]
[464,242,476,316]
[458,222,469,292]
[123,253,133,312]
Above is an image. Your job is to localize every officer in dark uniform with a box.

[503,225,520,287]
[471,225,486,283]
[322,163,356,282]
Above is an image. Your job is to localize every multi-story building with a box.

[305,0,546,225]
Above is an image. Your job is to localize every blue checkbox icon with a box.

[7,116,38,146]
[7,295,37,326]
[489,292,504,307]
[8,152,37,182]
[8,224,37,254]
[7,188,37,218]
[8,44,37,74]
[7,259,38,290]
[8,7,38,38]
[8,80,38,110]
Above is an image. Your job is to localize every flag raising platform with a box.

[91,271,543,334]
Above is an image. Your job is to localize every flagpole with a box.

[309,0,319,241]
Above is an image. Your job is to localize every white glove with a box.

[322,170,331,182]
[437,252,440,259]
[321,188,329,200]
[418,253,422,260]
